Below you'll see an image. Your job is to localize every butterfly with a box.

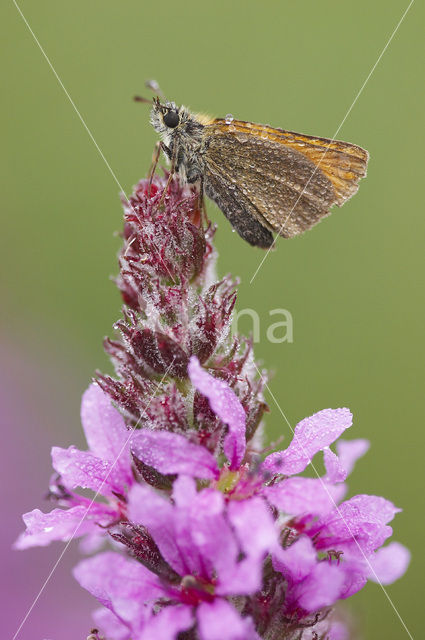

[136,86,369,249]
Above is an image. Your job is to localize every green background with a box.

[2,1,423,638]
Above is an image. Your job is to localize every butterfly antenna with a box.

[145,79,166,100]
[133,95,152,104]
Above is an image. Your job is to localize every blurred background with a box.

[1,1,423,638]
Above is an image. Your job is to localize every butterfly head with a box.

[150,97,187,137]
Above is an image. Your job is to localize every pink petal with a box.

[348,494,401,524]
[227,498,277,558]
[52,446,128,496]
[338,558,368,598]
[215,556,263,596]
[263,408,352,475]
[186,488,239,585]
[14,502,115,549]
[79,531,106,554]
[336,439,370,476]
[214,498,277,596]
[130,481,268,595]
[368,542,411,584]
[131,430,219,479]
[93,607,130,640]
[273,536,317,582]
[172,474,198,507]
[323,448,347,483]
[296,563,345,612]
[328,621,350,640]
[81,383,132,485]
[179,486,266,595]
[188,356,246,469]
[197,600,260,640]
[315,494,401,555]
[73,552,162,628]
[128,484,186,576]
[138,606,194,640]
[129,480,213,579]
[173,482,259,595]
[265,477,346,517]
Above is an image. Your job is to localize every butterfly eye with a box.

[163,110,179,128]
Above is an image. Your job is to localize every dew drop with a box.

[44,526,54,533]
[225,114,234,125]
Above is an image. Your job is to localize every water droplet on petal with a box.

[225,114,234,125]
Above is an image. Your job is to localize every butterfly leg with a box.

[198,177,208,225]
[147,141,162,195]
[159,144,177,207]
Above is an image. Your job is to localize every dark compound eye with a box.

[163,110,179,128]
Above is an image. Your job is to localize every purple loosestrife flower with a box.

[128,356,409,630]
[15,384,133,550]
[16,175,410,639]
[74,476,277,640]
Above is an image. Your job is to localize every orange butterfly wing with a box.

[210,119,369,206]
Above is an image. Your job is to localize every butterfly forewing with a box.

[213,120,369,202]
[203,119,368,238]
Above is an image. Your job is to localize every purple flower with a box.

[132,355,354,513]
[75,475,276,639]
[273,535,345,613]
[130,355,409,621]
[16,174,410,639]
[15,383,133,549]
